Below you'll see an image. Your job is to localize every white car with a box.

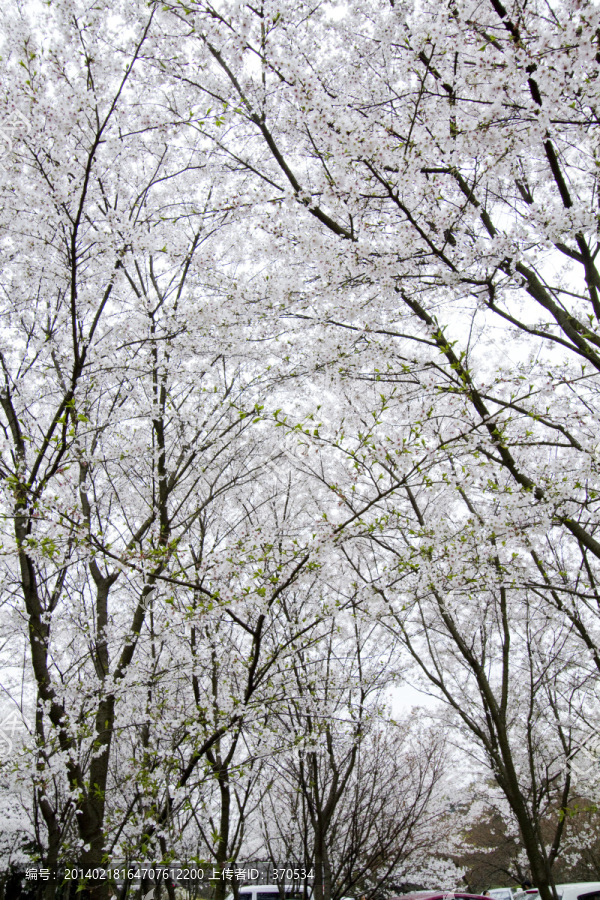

[513,884,600,900]
[225,885,312,900]
[488,890,513,900]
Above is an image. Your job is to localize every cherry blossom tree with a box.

[0,0,316,889]
[158,0,600,667]
[152,2,600,894]
[258,711,454,900]
[3,1,600,897]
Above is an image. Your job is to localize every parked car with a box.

[225,884,312,900]
[391,893,492,900]
[513,885,600,900]
[488,889,514,900]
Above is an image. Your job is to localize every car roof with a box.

[558,888,600,898]
[391,893,491,900]
[515,885,600,900]
[557,888,600,893]
[239,888,308,894]
[519,887,600,894]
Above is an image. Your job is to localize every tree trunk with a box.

[213,765,231,900]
